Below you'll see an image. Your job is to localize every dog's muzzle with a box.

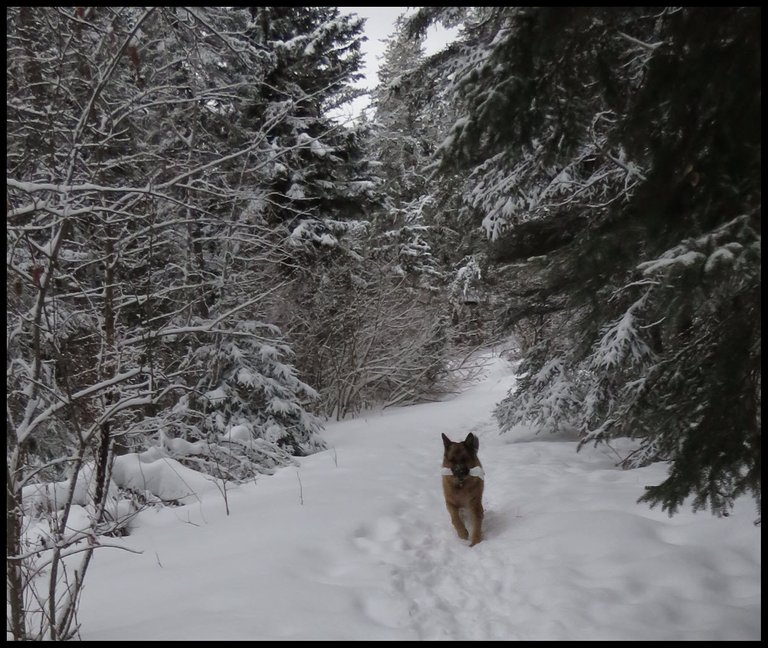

[453,465,469,480]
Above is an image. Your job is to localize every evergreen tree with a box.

[368,15,442,289]
[7,7,336,489]
[238,8,390,412]
[7,9,376,635]
[242,7,376,232]
[369,11,493,339]
[410,7,760,517]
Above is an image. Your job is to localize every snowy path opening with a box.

[78,353,760,640]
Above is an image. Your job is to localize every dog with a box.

[441,432,484,546]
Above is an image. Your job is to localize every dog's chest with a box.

[442,474,483,505]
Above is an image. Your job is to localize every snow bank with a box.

[76,352,760,640]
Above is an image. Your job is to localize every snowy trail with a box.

[78,353,760,640]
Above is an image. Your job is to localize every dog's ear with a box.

[441,433,451,449]
[464,433,479,451]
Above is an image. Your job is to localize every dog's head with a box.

[442,433,481,481]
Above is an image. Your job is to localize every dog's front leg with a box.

[468,500,483,547]
[445,502,469,540]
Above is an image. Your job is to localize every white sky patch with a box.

[332,7,461,123]
[73,352,760,641]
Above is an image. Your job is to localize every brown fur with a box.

[441,432,484,546]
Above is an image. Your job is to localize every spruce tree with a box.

[410,7,760,517]
[6,7,345,517]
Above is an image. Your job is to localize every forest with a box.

[6,7,760,640]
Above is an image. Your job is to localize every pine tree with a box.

[410,7,760,517]
[237,7,390,413]
[368,15,443,289]
[242,7,376,232]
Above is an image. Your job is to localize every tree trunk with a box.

[6,447,27,641]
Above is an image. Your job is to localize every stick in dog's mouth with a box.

[441,466,484,480]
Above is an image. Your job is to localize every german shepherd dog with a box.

[441,433,484,546]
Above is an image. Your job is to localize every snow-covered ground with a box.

[76,352,760,640]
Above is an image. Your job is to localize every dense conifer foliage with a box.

[406,7,760,517]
